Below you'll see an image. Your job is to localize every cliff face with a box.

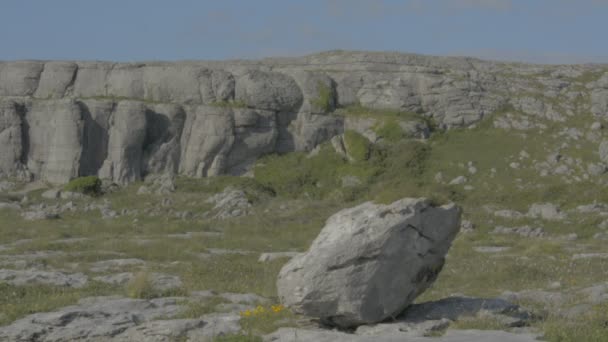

[0,51,606,184]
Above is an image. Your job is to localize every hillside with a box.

[1,51,608,341]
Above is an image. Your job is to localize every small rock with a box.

[527,203,566,221]
[60,191,85,200]
[448,176,467,185]
[473,246,512,253]
[41,189,61,199]
[0,269,88,288]
[22,210,59,220]
[572,253,608,260]
[137,185,151,195]
[493,209,524,219]
[258,252,301,262]
[588,163,607,176]
[205,187,251,219]
[0,202,20,210]
[492,226,545,238]
[89,259,146,273]
[434,172,443,183]
[460,220,475,233]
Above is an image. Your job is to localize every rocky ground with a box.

[1,52,608,341]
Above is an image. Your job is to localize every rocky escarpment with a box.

[0,51,607,184]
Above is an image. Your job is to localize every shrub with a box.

[343,130,371,162]
[254,144,383,200]
[311,82,332,112]
[374,118,404,142]
[64,176,101,195]
[126,271,155,299]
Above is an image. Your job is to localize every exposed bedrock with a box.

[0,51,606,184]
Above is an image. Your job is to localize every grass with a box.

[541,302,608,342]
[343,130,370,161]
[64,176,101,195]
[311,81,333,112]
[1,101,608,339]
[0,282,120,326]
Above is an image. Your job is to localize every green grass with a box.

[542,302,608,342]
[311,81,333,112]
[2,99,608,339]
[0,282,120,326]
[343,130,370,161]
[64,176,101,195]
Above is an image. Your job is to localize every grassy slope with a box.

[1,94,608,340]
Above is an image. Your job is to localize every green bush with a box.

[374,119,404,142]
[254,144,383,200]
[343,130,371,162]
[64,176,101,195]
[311,82,333,112]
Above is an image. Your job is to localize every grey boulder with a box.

[277,198,461,328]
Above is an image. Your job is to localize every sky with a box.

[1,0,607,64]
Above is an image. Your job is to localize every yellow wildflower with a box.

[271,304,285,313]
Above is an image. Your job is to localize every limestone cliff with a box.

[0,51,606,184]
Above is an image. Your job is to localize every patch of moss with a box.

[343,130,371,162]
[64,176,101,196]
[253,143,384,200]
[374,118,404,142]
[311,82,332,112]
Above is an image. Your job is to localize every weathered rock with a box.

[492,226,545,238]
[0,52,606,186]
[93,272,182,291]
[205,187,251,219]
[0,296,188,341]
[35,62,78,99]
[235,70,303,112]
[26,99,84,184]
[114,313,241,342]
[89,258,146,273]
[0,269,87,288]
[527,203,566,221]
[493,209,524,219]
[0,100,25,177]
[0,202,21,210]
[21,210,59,220]
[99,101,147,184]
[41,189,61,199]
[258,252,301,262]
[0,61,44,96]
[263,327,540,342]
[399,297,532,327]
[277,198,461,328]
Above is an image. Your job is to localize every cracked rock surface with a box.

[276,197,461,328]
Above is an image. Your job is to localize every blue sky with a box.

[1,0,607,64]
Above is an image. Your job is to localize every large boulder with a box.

[277,198,461,328]
[235,70,303,112]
